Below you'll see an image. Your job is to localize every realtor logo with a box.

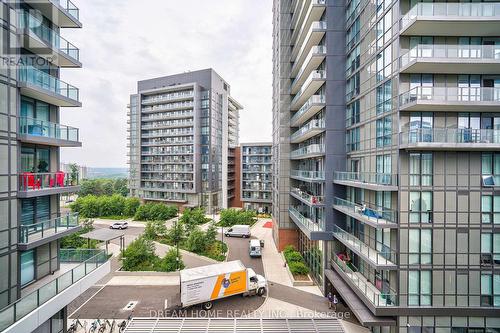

[222,278,230,288]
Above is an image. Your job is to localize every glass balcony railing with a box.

[292,45,327,87]
[291,95,325,125]
[19,171,78,192]
[290,170,325,181]
[289,206,325,232]
[56,0,80,21]
[293,21,327,61]
[19,10,79,61]
[142,91,194,104]
[19,117,79,142]
[332,255,397,307]
[401,44,500,68]
[18,66,80,102]
[19,213,79,244]
[400,128,500,146]
[333,225,397,267]
[334,171,397,187]
[290,143,325,158]
[291,187,324,205]
[400,87,500,106]
[290,70,326,107]
[291,119,325,142]
[402,2,500,29]
[333,197,398,226]
[0,249,107,332]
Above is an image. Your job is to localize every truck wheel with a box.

[257,287,266,296]
[202,301,213,310]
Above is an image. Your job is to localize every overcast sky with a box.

[60,0,273,168]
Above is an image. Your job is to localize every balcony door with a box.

[20,250,35,286]
[20,147,50,173]
[409,112,433,143]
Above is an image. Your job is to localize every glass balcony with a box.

[290,143,325,159]
[290,170,325,182]
[19,10,80,66]
[142,91,194,105]
[291,119,325,143]
[290,95,326,126]
[401,3,500,36]
[0,249,107,332]
[290,187,324,206]
[292,21,327,63]
[400,44,500,74]
[400,128,500,150]
[333,225,397,269]
[399,87,500,112]
[288,206,325,232]
[19,213,79,248]
[334,171,398,191]
[291,46,327,92]
[19,117,80,147]
[18,66,80,107]
[290,70,326,110]
[23,0,80,28]
[331,255,398,307]
[18,171,80,197]
[333,198,398,228]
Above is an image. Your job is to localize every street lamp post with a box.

[175,217,180,270]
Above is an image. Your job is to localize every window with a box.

[20,250,35,286]
[409,153,433,186]
[481,274,500,307]
[346,100,360,126]
[376,46,392,82]
[410,192,432,223]
[347,127,360,152]
[376,116,392,147]
[409,229,432,264]
[376,80,392,115]
[482,153,500,186]
[481,233,500,264]
[408,270,431,306]
[481,195,500,224]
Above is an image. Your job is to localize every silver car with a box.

[110,221,128,229]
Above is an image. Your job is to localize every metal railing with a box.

[401,44,500,68]
[291,119,325,142]
[333,225,397,266]
[19,10,79,61]
[291,187,324,205]
[333,197,398,225]
[18,66,79,102]
[289,206,325,232]
[290,144,325,159]
[56,0,80,21]
[290,170,325,181]
[291,70,326,107]
[19,213,79,244]
[400,128,500,145]
[19,171,79,192]
[291,95,325,124]
[0,249,107,331]
[331,256,398,306]
[292,21,327,62]
[19,117,79,142]
[400,87,500,106]
[292,46,327,88]
[334,171,397,187]
[142,91,194,104]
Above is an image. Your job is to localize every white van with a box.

[249,239,262,257]
[224,225,251,238]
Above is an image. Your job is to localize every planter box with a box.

[280,253,314,286]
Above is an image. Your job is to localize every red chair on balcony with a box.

[21,172,41,190]
[55,171,65,187]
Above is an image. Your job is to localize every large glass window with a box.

[376,116,392,147]
[20,250,35,286]
[481,195,500,224]
[481,274,500,307]
[410,192,432,223]
[20,147,50,173]
[481,153,500,186]
[408,270,431,306]
[409,229,432,264]
[376,80,392,115]
[481,233,500,264]
[409,153,433,186]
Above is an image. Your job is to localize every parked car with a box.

[224,225,251,238]
[110,221,128,229]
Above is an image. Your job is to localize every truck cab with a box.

[247,268,267,296]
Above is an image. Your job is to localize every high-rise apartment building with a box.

[128,69,243,212]
[240,143,273,213]
[0,1,110,332]
[272,0,500,331]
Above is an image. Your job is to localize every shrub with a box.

[283,245,296,256]
[134,203,178,221]
[284,251,304,263]
[219,209,256,227]
[124,197,141,216]
[288,261,310,276]
[121,236,157,271]
[156,248,184,272]
[179,208,210,232]
[185,228,208,253]
[144,220,167,240]
[166,221,185,245]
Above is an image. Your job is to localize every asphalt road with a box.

[223,234,265,276]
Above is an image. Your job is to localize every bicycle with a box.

[67,318,85,333]
[108,319,117,333]
[98,319,107,333]
[88,318,101,333]
[117,312,133,333]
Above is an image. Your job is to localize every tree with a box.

[134,203,178,221]
[219,209,256,227]
[124,197,141,216]
[60,218,97,249]
[166,220,185,245]
[144,220,167,240]
[69,163,79,185]
[185,227,208,253]
[121,236,158,271]
[179,208,210,232]
[157,248,184,272]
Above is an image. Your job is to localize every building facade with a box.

[240,142,273,213]
[0,1,110,332]
[272,0,500,331]
[128,69,243,212]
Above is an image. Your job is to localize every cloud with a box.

[60,0,272,168]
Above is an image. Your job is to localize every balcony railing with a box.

[291,187,324,205]
[19,213,79,244]
[333,198,398,226]
[19,10,79,61]
[19,171,78,192]
[400,128,500,146]
[19,117,79,143]
[291,94,325,125]
[334,171,397,187]
[56,0,80,21]
[18,66,80,102]
[142,91,194,104]
[289,207,325,232]
[290,70,326,107]
[290,170,325,181]
[332,255,397,307]
[333,225,397,267]
[401,44,500,68]
[0,249,107,332]
[290,143,325,159]
[292,46,327,88]
[400,87,500,107]
[291,119,325,142]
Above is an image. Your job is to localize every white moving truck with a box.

[180,260,267,310]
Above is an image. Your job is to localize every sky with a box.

[60,0,273,168]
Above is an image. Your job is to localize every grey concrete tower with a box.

[127,69,243,212]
